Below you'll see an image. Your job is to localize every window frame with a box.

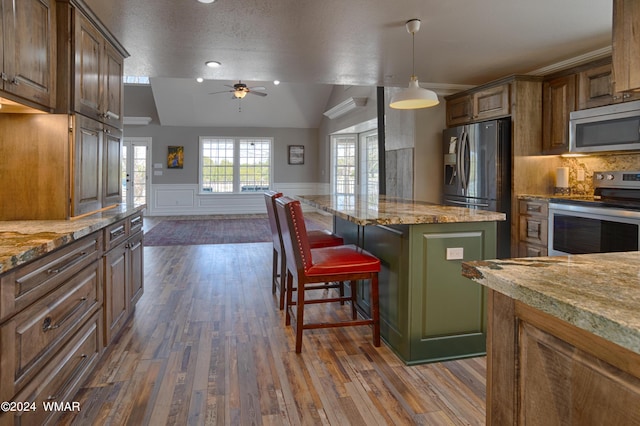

[199,136,273,194]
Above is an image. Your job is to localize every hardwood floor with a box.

[60,217,486,425]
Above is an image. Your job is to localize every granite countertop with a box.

[462,252,640,355]
[296,194,506,226]
[0,204,146,275]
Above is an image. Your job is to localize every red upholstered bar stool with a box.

[275,196,381,353]
[264,190,344,310]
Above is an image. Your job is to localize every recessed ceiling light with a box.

[196,77,204,83]
[273,80,280,85]
[205,61,221,68]
[197,0,216,3]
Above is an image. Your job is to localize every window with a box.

[200,137,272,193]
[331,130,378,196]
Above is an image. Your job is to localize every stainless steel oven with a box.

[548,171,640,256]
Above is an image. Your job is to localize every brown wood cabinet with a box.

[542,75,576,154]
[578,62,640,109]
[102,215,144,345]
[613,0,640,93]
[486,290,640,425]
[0,233,104,426]
[56,0,126,129]
[445,83,510,126]
[517,198,548,257]
[0,0,56,110]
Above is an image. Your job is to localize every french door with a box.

[121,137,151,206]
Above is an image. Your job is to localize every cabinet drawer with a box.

[129,212,144,235]
[0,260,101,401]
[518,242,549,258]
[0,233,101,322]
[104,219,128,251]
[519,216,549,246]
[519,200,549,218]
[1,311,103,426]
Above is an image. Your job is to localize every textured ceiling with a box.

[83,0,613,127]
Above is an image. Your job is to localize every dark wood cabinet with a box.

[613,0,640,93]
[517,198,548,257]
[542,75,576,154]
[578,63,640,109]
[0,0,56,109]
[445,83,510,127]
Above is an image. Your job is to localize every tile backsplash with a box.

[559,152,640,195]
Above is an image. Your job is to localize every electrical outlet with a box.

[577,169,585,181]
[446,247,464,260]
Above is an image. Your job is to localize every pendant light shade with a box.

[389,19,439,110]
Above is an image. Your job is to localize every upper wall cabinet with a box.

[445,83,511,127]
[612,0,640,93]
[0,0,56,110]
[56,1,127,129]
[543,74,576,154]
[578,63,640,109]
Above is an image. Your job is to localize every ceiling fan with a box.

[209,81,267,99]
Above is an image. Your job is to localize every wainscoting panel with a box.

[148,183,329,216]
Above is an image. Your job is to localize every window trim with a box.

[199,136,273,194]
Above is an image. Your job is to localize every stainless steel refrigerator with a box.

[442,118,511,258]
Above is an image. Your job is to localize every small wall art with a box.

[288,145,304,165]
[168,146,184,169]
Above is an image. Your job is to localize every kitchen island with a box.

[297,194,505,364]
[462,253,640,425]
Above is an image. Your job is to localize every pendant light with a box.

[389,19,439,110]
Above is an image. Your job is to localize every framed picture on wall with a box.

[168,146,184,169]
[288,145,304,165]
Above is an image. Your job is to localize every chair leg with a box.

[285,271,294,326]
[279,255,287,310]
[350,280,357,320]
[271,248,278,294]
[295,281,305,353]
[371,274,380,347]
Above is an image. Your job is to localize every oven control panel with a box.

[594,171,640,188]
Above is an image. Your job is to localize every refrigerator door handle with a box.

[459,129,469,194]
[444,198,490,208]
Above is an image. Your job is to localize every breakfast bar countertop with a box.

[0,204,146,274]
[296,194,506,226]
[462,252,640,355]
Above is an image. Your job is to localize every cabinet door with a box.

[613,0,640,93]
[446,95,473,126]
[103,241,129,345]
[2,0,55,108]
[74,10,103,121]
[128,231,144,306]
[103,42,124,128]
[473,84,510,121]
[72,115,102,216]
[103,125,122,207]
[578,64,619,109]
[543,75,575,154]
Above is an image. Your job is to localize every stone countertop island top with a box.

[462,252,640,355]
[0,204,146,275]
[296,194,506,226]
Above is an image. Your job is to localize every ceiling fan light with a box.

[205,60,221,68]
[389,77,439,109]
[234,90,247,99]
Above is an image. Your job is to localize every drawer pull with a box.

[110,226,126,239]
[527,205,542,212]
[47,252,88,275]
[42,297,88,332]
[131,216,142,226]
[48,354,90,402]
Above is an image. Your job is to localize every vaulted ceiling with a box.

[84,0,613,128]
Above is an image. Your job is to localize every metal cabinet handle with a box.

[47,252,88,274]
[42,297,88,332]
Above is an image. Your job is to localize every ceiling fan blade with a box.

[224,84,235,89]
[249,91,267,97]
[248,86,266,91]
[209,90,232,95]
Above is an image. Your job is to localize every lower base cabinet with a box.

[0,211,144,426]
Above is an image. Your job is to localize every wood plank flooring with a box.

[60,216,486,425]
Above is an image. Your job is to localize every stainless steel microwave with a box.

[569,100,640,153]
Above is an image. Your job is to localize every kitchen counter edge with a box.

[0,204,146,275]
